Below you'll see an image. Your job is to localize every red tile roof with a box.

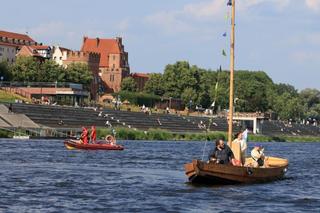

[17,45,42,57]
[131,73,150,78]
[0,30,35,42]
[59,47,71,52]
[81,37,121,67]
[30,45,50,50]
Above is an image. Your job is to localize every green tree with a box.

[299,88,320,108]
[10,56,39,81]
[273,92,304,120]
[234,71,273,112]
[121,77,137,92]
[65,63,93,89]
[299,89,320,119]
[162,61,191,98]
[274,83,298,97]
[0,61,12,81]
[38,60,65,82]
[181,87,197,106]
[198,69,216,108]
[144,73,165,96]
[306,104,320,120]
[210,71,230,111]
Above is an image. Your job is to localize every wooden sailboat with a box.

[184,0,289,184]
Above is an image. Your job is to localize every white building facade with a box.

[0,43,17,63]
[52,46,71,65]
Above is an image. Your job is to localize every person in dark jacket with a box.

[208,139,235,164]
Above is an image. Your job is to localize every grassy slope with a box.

[0,90,30,103]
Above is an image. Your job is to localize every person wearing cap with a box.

[251,146,265,167]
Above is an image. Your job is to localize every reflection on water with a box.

[0,139,319,212]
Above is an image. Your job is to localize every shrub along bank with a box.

[96,127,320,142]
[1,127,319,142]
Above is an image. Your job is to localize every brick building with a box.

[0,30,37,63]
[63,51,100,100]
[16,45,51,61]
[81,37,130,93]
[130,73,150,91]
[30,45,52,59]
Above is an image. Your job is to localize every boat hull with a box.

[185,157,288,185]
[64,139,124,151]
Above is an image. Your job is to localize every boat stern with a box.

[184,160,200,182]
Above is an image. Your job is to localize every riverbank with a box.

[97,127,320,142]
[1,127,320,142]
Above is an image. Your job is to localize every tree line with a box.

[1,58,319,121]
[121,61,320,121]
[0,56,93,89]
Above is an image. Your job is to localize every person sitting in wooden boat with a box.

[232,130,248,165]
[90,126,96,144]
[209,139,236,165]
[251,146,265,168]
[80,127,88,144]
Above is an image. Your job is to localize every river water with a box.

[0,139,319,213]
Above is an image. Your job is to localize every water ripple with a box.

[0,139,320,212]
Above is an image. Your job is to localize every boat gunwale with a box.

[64,139,124,150]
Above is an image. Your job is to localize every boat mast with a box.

[228,0,235,146]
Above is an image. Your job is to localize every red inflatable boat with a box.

[64,139,124,151]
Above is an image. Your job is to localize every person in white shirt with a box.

[251,146,265,167]
[232,130,248,165]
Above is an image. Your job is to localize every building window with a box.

[113,55,116,60]
[109,75,115,82]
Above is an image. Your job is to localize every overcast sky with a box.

[1,0,320,90]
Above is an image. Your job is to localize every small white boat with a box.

[13,135,30,140]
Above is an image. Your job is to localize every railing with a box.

[1,87,32,99]
[218,111,265,118]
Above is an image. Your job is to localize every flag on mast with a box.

[222,49,227,56]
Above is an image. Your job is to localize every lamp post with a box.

[189,100,192,110]
[188,100,193,116]
[0,76,3,87]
